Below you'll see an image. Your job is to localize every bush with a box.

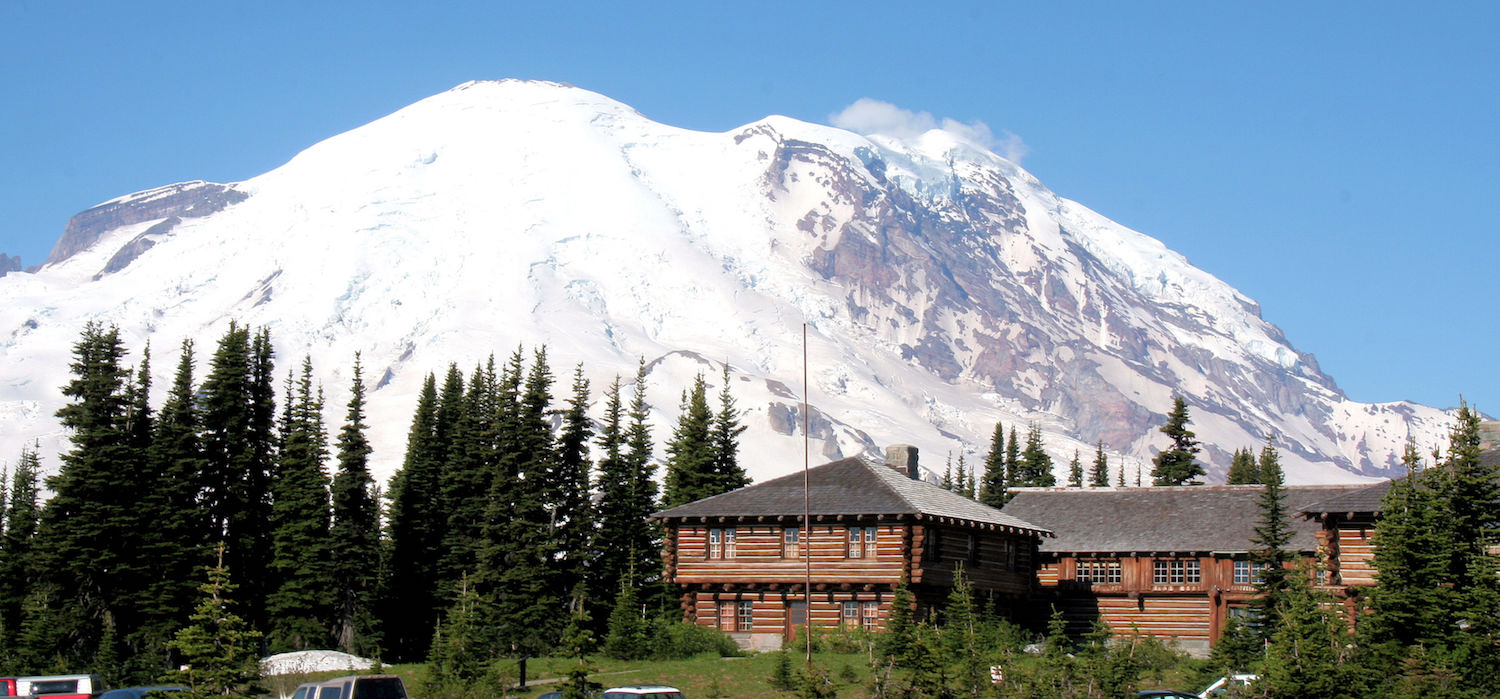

[647,618,741,659]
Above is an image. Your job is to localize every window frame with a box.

[848,526,864,558]
[737,600,754,631]
[841,601,859,628]
[861,601,879,631]
[782,526,801,559]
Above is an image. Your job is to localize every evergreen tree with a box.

[876,576,917,663]
[329,356,382,656]
[1004,426,1021,488]
[1088,441,1110,487]
[940,565,986,696]
[168,548,264,699]
[1435,402,1500,691]
[941,454,954,492]
[1151,395,1204,486]
[1014,423,1055,487]
[600,580,647,661]
[1249,436,1293,643]
[662,373,716,508]
[266,357,333,653]
[1068,450,1083,488]
[482,347,562,659]
[709,363,748,494]
[1260,566,1348,699]
[424,575,498,698]
[1364,440,1452,649]
[383,372,445,662]
[436,360,497,603]
[978,423,1008,507]
[33,322,134,668]
[553,365,597,614]
[199,323,277,631]
[0,446,42,660]
[1226,447,1261,484]
[589,376,631,624]
[953,453,968,496]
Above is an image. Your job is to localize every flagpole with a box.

[803,322,812,665]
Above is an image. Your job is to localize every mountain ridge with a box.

[0,79,1451,485]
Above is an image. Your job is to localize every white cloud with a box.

[829,98,1029,164]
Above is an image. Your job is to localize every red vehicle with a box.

[1,678,17,696]
[14,674,101,699]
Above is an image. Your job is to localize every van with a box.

[312,675,409,699]
[14,675,102,699]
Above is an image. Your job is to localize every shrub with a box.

[647,618,741,659]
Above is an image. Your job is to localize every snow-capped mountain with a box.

[0,80,1451,485]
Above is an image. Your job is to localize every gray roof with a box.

[1002,485,1369,555]
[653,457,1051,536]
[1299,480,1392,516]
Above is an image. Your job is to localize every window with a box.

[922,527,941,562]
[709,527,736,559]
[1077,560,1122,584]
[1233,561,1270,585]
[966,533,980,565]
[864,526,879,558]
[848,526,863,558]
[862,601,879,631]
[842,601,859,628]
[1153,560,1200,584]
[783,527,801,559]
[738,600,754,630]
[718,601,735,629]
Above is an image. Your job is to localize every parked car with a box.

[308,675,409,699]
[1199,673,1259,697]
[0,678,16,697]
[97,687,187,699]
[1137,691,1198,699]
[601,686,685,699]
[14,674,102,699]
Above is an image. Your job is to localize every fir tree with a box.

[954,452,968,496]
[941,565,986,696]
[199,323,277,631]
[553,365,597,613]
[941,453,954,492]
[622,361,662,598]
[483,347,562,659]
[383,372,445,662]
[1015,423,1055,487]
[1004,425,1021,488]
[600,580,647,661]
[266,357,333,653]
[424,575,498,697]
[1151,395,1204,486]
[168,547,264,699]
[1226,447,1261,484]
[1088,440,1110,488]
[1260,565,1349,699]
[0,446,42,658]
[709,363,748,494]
[34,322,134,668]
[1249,436,1293,643]
[1068,450,1083,488]
[329,356,382,656]
[662,373,716,508]
[1364,440,1450,650]
[436,360,497,602]
[978,423,1007,507]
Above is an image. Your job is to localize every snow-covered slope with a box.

[0,80,1452,485]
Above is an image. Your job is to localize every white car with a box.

[1199,674,1259,697]
[602,685,686,699]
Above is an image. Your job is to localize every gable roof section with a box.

[1003,485,1369,555]
[653,456,1050,536]
[1299,480,1392,516]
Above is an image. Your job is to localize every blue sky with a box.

[2,2,1496,414]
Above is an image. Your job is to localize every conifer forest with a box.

[1,321,1498,699]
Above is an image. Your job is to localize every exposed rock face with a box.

[46,181,247,267]
[0,253,19,277]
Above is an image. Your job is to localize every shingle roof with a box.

[652,457,1051,536]
[1299,481,1392,516]
[1001,485,1369,554]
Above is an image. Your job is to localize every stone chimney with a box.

[1480,421,1500,452]
[885,444,920,480]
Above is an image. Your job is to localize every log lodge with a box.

[1003,484,1369,655]
[653,445,1052,651]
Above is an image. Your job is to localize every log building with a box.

[653,445,1051,651]
[1003,484,1367,655]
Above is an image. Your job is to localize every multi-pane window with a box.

[848,526,876,558]
[783,527,801,559]
[708,527,738,559]
[922,527,941,561]
[842,601,860,628]
[725,528,737,558]
[862,601,879,631]
[1152,560,1201,584]
[966,534,980,566]
[738,600,754,631]
[1233,560,1270,585]
[1076,560,1122,584]
[718,601,735,629]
